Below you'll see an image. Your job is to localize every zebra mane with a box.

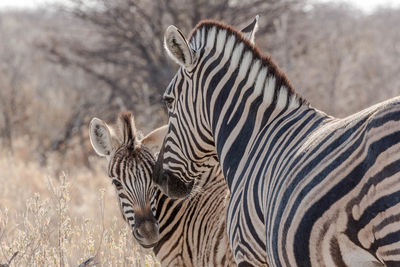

[118,111,137,147]
[188,20,306,105]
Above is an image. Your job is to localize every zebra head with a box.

[153,17,259,199]
[89,112,167,248]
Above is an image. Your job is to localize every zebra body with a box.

[153,19,400,266]
[89,113,235,266]
[155,163,233,266]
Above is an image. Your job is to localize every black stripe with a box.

[293,130,400,265]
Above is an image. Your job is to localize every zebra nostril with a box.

[134,228,144,239]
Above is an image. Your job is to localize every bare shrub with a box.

[0,155,159,266]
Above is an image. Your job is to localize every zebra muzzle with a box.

[155,169,194,199]
[153,149,194,199]
[133,215,160,248]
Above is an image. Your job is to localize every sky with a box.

[0,0,61,9]
[312,0,400,13]
[0,0,399,13]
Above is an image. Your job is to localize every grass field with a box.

[0,150,160,266]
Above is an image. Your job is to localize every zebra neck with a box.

[202,52,313,188]
[209,72,303,134]
[153,166,226,249]
[153,188,182,222]
[152,189,184,252]
[209,81,329,189]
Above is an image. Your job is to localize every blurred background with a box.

[0,0,399,265]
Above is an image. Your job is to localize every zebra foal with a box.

[153,18,400,266]
[89,112,235,266]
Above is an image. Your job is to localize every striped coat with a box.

[89,113,235,266]
[153,19,400,266]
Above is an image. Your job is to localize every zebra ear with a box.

[89,118,120,158]
[164,25,195,68]
[141,125,168,154]
[241,15,259,45]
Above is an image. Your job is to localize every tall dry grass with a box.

[0,146,160,266]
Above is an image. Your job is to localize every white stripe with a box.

[206,27,217,50]
[224,34,236,59]
[238,51,252,78]
[263,76,276,104]
[276,87,288,108]
[288,94,299,109]
[231,43,244,70]
[216,30,227,53]
[254,66,267,96]
[195,30,201,49]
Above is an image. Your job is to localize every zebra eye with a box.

[163,96,175,110]
[112,178,122,188]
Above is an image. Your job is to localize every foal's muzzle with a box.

[133,213,160,248]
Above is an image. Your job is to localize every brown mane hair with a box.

[188,20,306,104]
[118,111,137,147]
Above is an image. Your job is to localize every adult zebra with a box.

[89,112,235,266]
[153,19,400,266]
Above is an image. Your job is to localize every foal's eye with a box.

[163,96,174,110]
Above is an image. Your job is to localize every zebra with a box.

[89,112,236,266]
[152,18,400,267]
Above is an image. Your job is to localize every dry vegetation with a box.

[0,0,400,266]
[0,153,159,266]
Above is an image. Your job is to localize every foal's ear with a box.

[164,25,195,68]
[141,125,168,154]
[89,118,120,158]
[241,15,259,45]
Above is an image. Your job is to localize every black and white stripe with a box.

[154,19,400,266]
[89,112,235,266]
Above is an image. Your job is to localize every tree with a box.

[39,0,305,168]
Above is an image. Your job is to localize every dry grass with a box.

[0,152,160,266]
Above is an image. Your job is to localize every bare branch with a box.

[0,251,18,267]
